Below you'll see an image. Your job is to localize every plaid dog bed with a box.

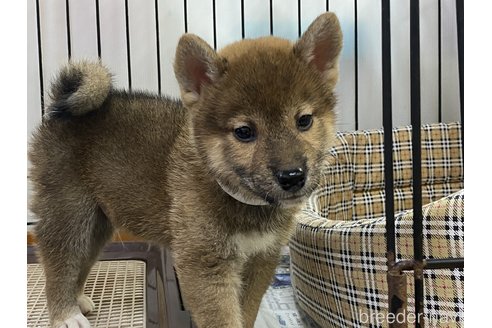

[290,123,463,328]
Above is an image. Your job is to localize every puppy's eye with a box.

[297,114,313,131]
[234,126,256,142]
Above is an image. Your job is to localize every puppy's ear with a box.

[174,34,226,107]
[294,12,342,87]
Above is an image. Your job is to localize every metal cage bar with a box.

[354,0,359,130]
[425,258,464,270]
[124,0,132,91]
[438,0,442,122]
[409,2,425,326]
[35,0,45,116]
[95,0,101,58]
[456,0,464,159]
[297,0,302,38]
[154,0,162,94]
[384,0,464,327]
[240,0,245,39]
[382,0,394,261]
[212,0,217,50]
[183,0,188,33]
[65,0,72,59]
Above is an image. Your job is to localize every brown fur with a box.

[29,13,342,328]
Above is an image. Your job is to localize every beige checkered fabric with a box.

[306,122,463,222]
[290,123,463,327]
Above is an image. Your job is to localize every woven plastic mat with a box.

[27,260,146,328]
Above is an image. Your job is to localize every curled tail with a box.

[47,60,112,118]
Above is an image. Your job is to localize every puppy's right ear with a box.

[174,34,226,107]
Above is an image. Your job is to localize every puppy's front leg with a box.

[174,250,244,328]
[240,251,281,328]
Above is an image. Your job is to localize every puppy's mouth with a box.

[216,178,271,206]
[216,177,310,207]
[261,193,309,206]
[248,179,314,207]
[216,170,317,207]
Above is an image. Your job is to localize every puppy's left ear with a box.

[174,34,226,108]
[294,12,342,87]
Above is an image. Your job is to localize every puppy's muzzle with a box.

[275,168,306,192]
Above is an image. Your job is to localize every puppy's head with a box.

[174,13,342,208]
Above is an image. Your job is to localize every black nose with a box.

[275,168,306,192]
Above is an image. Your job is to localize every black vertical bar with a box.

[438,0,442,122]
[65,0,71,59]
[35,0,45,116]
[124,0,132,91]
[240,0,245,39]
[95,0,101,58]
[354,0,359,130]
[326,0,330,12]
[212,0,217,50]
[381,9,400,325]
[410,1,424,326]
[297,0,301,37]
[382,0,395,260]
[269,0,273,35]
[456,0,464,159]
[155,0,162,94]
[184,0,188,33]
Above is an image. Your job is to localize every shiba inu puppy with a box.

[29,12,342,328]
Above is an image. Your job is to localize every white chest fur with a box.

[232,232,278,257]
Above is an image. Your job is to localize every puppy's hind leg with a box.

[34,196,113,328]
[75,207,114,315]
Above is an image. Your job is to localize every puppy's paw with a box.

[77,294,95,314]
[55,312,91,328]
